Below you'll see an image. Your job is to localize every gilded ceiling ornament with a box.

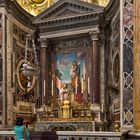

[16,0,54,16]
[29,0,46,4]
[82,0,110,7]
[97,0,110,7]
[16,0,110,16]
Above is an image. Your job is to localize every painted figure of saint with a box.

[76,61,81,93]
[70,60,81,94]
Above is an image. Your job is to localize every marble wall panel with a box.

[0,12,5,126]
[0,13,3,125]
[122,0,134,126]
[107,9,120,127]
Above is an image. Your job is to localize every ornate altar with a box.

[34,121,95,131]
[32,0,105,131]
[35,98,95,131]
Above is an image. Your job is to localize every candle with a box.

[44,80,45,96]
[101,104,103,113]
[112,103,114,113]
[83,62,86,79]
[88,77,90,94]
[34,107,36,114]
[58,79,61,90]
[75,77,77,94]
[81,76,84,93]
[52,79,53,96]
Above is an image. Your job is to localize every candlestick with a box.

[88,77,90,94]
[44,80,45,96]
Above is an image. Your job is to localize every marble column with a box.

[40,38,48,105]
[89,30,100,104]
[134,0,140,132]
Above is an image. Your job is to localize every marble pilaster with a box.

[40,38,48,105]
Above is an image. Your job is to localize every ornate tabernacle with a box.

[61,100,71,119]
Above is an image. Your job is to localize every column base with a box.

[90,103,102,121]
[90,103,106,130]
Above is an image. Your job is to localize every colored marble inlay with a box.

[123,0,134,126]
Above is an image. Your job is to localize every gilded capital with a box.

[89,30,99,41]
[40,38,48,48]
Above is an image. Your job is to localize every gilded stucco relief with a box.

[16,0,110,16]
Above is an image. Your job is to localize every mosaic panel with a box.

[123,0,134,126]
[54,38,92,100]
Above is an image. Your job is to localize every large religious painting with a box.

[53,39,92,105]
